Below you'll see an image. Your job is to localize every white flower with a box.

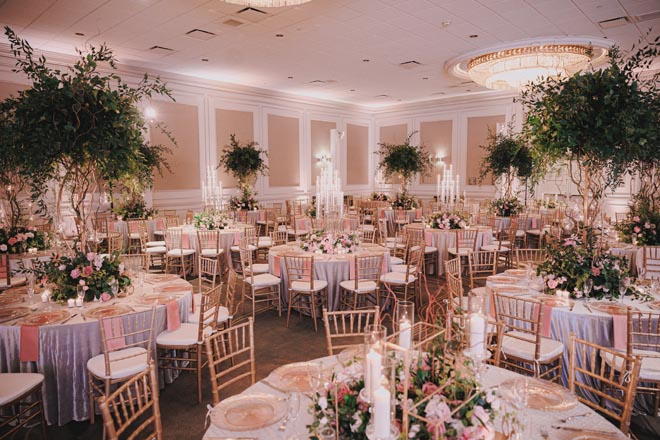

[408,424,420,438]
[350,412,362,432]
[318,396,328,410]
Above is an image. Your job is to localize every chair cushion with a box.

[604,349,660,382]
[146,241,166,247]
[258,237,273,247]
[526,229,541,236]
[154,230,164,236]
[245,263,269,275]
[128,233,140,239]
[501,331,564,362]
[230,245,257,252]
[188,306,230,324]
[391,264,417,274]
[245,273,281,287]
[167,249,195,257]
[481,244,511,252]
[0,373,44,405]
[87,347,149,380]
[201,248,223,257]
[390,257,404,265]
[146,246,167,254]
[447,248,472,256]
[339,280,378,292]
[291,279,328,292]
[424,246,438,254]
[156,323,211,346]
[380,272,416,285]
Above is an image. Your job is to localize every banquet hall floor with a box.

[37,274,446,440]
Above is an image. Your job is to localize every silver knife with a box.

[552,426,620,437]
[584,303,593,314]
[60,313,78,324]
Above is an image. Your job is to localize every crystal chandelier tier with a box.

[222,0,313,6]
[202,165,223,212]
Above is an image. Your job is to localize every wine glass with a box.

[638,266,647,282]
[282,392,300,432]
[307,363,322,396]
[584,278,593,297]
[110,278,119,297]
[27,274,35,304]
[77,285,85,306]
[618,278,628,303]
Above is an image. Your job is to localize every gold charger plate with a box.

[337,344,366,366]
[153,284,191,294]
[0,294,24,306]
[266,362,316,393]
[145,274,181,283]
[210,394,287,431]
[500,378,578,412]
[531,295,574,307]
[553,428,626,439]
[84,305,134,319]
[504,269,528,277]
[492,285,529,295]
[133,294,176,305]
[648,300,660,311]
[589,302,636,315]
[0,306,31,323]
[18,310,70,326]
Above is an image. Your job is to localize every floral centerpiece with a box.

[490,197,523,217]
[391,191,419,210]
[228,186,259,211]
[616,213,659,245]
[308,336,504,439]
[370,192,389,202]
[537,231,633,299]
[113,197,158,220]
[425,212,468,230]
[193,211,229,230]
[31,251,130,302]
[300,230,359,254]
[0,226,49,254]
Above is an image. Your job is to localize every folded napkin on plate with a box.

[102,317,126,351]
[166,300,181,331]
[19,325,39,362]
[612,313,628,351]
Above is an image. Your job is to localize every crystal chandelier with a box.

[446,38,610,91]
[202,165,223,212]
[222,0,313,6]
[316,129,344,219]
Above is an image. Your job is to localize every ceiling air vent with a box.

[309,80,326,84]
[598,17,629,29]
[633,10,660,23]
[399,60,422,69]
[185,29,216,40]
[375,94,390,98]
[149,46,174,55]
[222,18,245,27]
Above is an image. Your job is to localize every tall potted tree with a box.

[1,27,173,252]
[218,134,268,210]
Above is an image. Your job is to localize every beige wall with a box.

[152,101,201,191]
[379,124,408,184]
[420,120,452,184]
[347,123,369,185]
[0,80,27,100]
[467,115,505,186]
[268,114,300,187]
[310,120,336,184]
[215,109,254,188]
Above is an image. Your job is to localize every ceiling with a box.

[0,0,659,108]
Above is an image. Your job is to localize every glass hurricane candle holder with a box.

[362,324,387,403]
[396,301,414,350]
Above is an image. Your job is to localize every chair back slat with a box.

[322,307,379,355]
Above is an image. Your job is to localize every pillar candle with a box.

[398,319,412,349]
[365,347,382,400]
[374,384,391,438]
[469,314,486,356]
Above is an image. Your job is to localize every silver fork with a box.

[559,412,590,423]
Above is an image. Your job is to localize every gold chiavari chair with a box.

[467,250,498,289]
[126,219,143,254]
[446,228,478,261]
[569,334,641,436]
[0,372,47,440]
[238,244,281,318]
[119,253,149,273]
[444,257,465,311]
[514,248,548,269]
[406,224,438,276]
[642,246,660,280]
[270,230,289,247]
[0,253,10,290]
[284,254,328,331]
[87,306,157,424]
[493,292,563,382]
[98,362,163,440]
[164,229,196,278]
[137,221,166,271]
[204,318,256,405]
[156,285,221,403]
[107,232,125,255]
[339,253,384,310]
[524,213,550,248]
[197,229,224,291]
[322,307,380,355]
[164,214,180,228]
[380,242,423,309]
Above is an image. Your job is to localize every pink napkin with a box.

[381,255,388,275]
[541,304,554,338]
[181,235,190,248]
[19,325,39,362]
[233,232,241,245]
[345,219,351,231]
[416,209,422,219]
[102,317,126,351]
[297,219,307,230]
[129,222,139,233]
[612,314,628,350]
[273,255,281,275]
[108,221,117,231]
[259,211,266,221]
[531,217,538,229]
[301,259,312,282]
[425,231,433,247]
[380,209,385,219]
[166,300,181,332]
[348,254,356,279]
[156,219,165,230]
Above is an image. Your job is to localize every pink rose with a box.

[100,292,111,302]
[591,267,601,276]
[86,252,96,261]
[422,382,439,396]
[70,268,80,279]
[0,244,6,252]
[82,265,93,276]
[633,216,640,222]
[634,226,641,233]
[7,237,17,245]
[79,279,86,286]
[547,279,559,289]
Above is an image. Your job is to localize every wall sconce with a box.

[316,153,331,166]
[435,154,444,167]
[145,107,157,123]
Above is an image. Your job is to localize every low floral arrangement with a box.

[616,212,659,246]
[306,196,317,218]
[0,225,49,254]
[538,231,633,299]
[391,191,419,210]
[425,212,468,230]
[370,192,389,202]
[300,230,359,254]
[113,198,157,219]
[308,336,504,439]
[536,199,557,209]
[31,251,131,302]
[193,211,229,230]
[228,186,259,211]
[490,197,523,217]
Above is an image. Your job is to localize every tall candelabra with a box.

[201,165,223,212]
[437,163,460,204]
[316,157,344,219]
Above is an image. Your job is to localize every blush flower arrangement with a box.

[300,230,360,254]
[307,336,503,439]
[193,211,229,230]
[0,225,49,254]
[490,197,523,217]
[425,212,468,230]
[30,251,130,302]
[537,231,633,299]
[616,212,659,246]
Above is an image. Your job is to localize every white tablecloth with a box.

[424,226,493,275]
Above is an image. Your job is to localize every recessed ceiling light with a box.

[466,89,471,92]
[441,21,451,28]
[275,33,284,37]
[202,59,209,62]
[75,32,85,36]
[288,76,294,79]
[349,89,356,92]
[362,59,370,62]
[422,77,429,80]
[469,34,478,38]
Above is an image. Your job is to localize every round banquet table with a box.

[202,356,625,439]
[268,243,391,311]
[379,208,421,235]
[175,225,246,272]
[423,226,493,275]
[608,242,643,277]
[111,218,160,248]
[0,277,193,425]
[479,272,659,413]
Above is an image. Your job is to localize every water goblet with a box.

[111,281,119,297]
[638,266,647,282]
[77,285,85,306]
[584,278,593,297]
[618,278,628,303]
[27,274,35,304]
[307,363,322,395]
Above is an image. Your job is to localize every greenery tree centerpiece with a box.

[1,27,173,253]
[218,134,268,210]
[377,132,432,205]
